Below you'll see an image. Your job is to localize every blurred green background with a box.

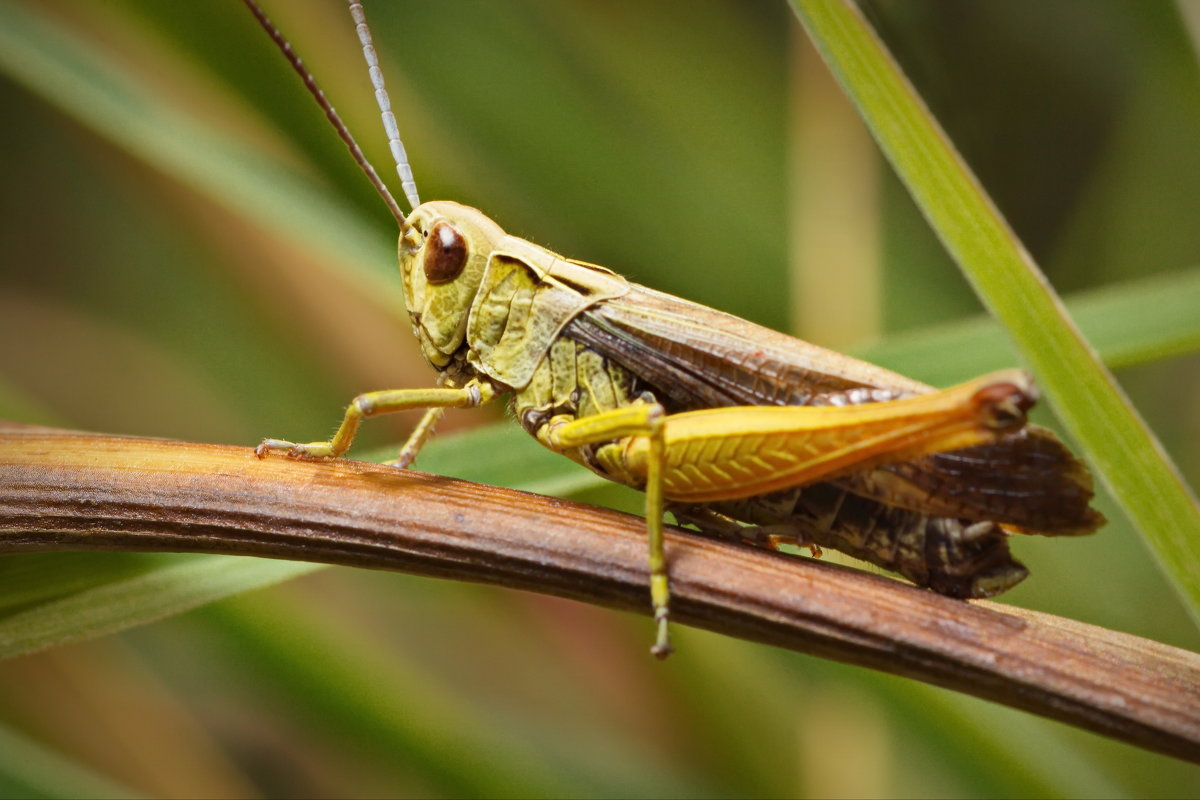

[1,0,1199,796]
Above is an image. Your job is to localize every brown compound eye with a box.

[423,221,468,284]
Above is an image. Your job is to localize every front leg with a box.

[256,380,497,461]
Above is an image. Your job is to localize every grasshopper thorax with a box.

[399,201,506,370]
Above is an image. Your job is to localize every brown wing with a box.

[566,284,1103,536]
[840,434,1102,535]
[566,284,928,409]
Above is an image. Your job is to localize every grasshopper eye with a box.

[424,222,468,284]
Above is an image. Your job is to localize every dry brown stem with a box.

[1,421,1198,763]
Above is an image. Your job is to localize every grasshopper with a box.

[248,0,1102,657]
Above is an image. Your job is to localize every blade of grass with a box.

[365,421,607,498]
[790,0,1200,618]
[0,720,136,800]
[0,553,319,659]
[857,265,1200,385]
[0,379,66,428]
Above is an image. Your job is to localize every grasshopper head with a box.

[399,200,505,369]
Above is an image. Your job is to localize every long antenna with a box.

[347,1,421,211]
[241,0,408,226]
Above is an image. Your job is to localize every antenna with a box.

[347,1,421,211]
[241,0,408,226]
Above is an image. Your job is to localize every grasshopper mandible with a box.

[247,0,1102,657]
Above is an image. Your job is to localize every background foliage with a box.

[0,0,1198,797]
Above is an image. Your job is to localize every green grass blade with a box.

[0,553,320,660]
[0,379,66,427]
[365,422,608,497]
[790,0,1200,618]
[0,720,137,799]
[858,265,1200,385]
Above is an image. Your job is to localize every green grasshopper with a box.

[248,0,1102,657]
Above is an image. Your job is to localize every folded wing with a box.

[566,283,1102,537]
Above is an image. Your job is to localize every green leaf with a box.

[0,720,136,799]
[0,553,319,660]
[857,265,1200,385]
[365,421,607,497]
[791,0,1200,619]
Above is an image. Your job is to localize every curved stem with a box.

[1,421,1198,763]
